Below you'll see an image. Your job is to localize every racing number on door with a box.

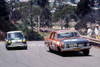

[50,32,57,50]
[52,32,57,49]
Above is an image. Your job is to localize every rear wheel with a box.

[82,49,89,56]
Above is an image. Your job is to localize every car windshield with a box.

[57,32,80,39]
[7,32,24,39]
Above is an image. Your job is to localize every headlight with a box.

[8,41,11,44]
[84,43,90,47]
[69,44,77,47]
[62,44,69,48]
[22,40,26,44]
[84,43,90,46]
[66,44,69,48]
[87,43,91,46]
[62,44,65,48]
[78,44,84,47]
[23,40,26,42]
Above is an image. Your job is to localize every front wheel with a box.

[49,46,53,52]
[82,49,90,56]
[6,45,10,50]
[57,47,63,56]
[24,46,27,49]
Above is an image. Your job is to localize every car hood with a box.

[60,38,89,44]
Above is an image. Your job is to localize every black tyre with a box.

[82,49,90,56]
[58,47,63,56]
[6,46,10,50]
[49,46,53,52]
[24,46,27,49]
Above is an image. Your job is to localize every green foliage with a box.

[0,0,9,17]
[40,7,52,27]
[16,20,44,40]
[39,32,50,38]
[75,21,87,30]
[76,0,91,19]
[15,2,30,8]
[75,0,95,30]
[0,0,17,32]
[36,0,49,8]
[64,16,70,28]
[54,5,76,22]
[32,7,42,16]
[16,20,29,32]
[0,17,17,32]
[12,10,21,22]
[26,30,44,41]
[54,5,77,28]
[16,1,52,28]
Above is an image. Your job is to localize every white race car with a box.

[5,31,27,49]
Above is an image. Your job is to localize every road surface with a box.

[0,41,100,67]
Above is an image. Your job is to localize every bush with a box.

[25,30,44,41]
[0,18,17,32]
[16,20,44,41]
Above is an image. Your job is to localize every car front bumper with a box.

[61,46,91,52]
[7,43,27,48]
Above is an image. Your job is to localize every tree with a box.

[36,0,52,28]
[0,0,16,32]
[40,8,52,27]
[75,0,100,30]
[54,5,76,21]
[18,3,42,27]
[17,20,44,40]
[76,0,91,19]
[53,5,77,28]
[64,16,70,29]
[75,0,95,30]
[36,0,49,8]
[12,10,21,22]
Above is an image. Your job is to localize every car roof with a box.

[54,30,78,33]
[7,31,23,34]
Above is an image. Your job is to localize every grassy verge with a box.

[39,32,50,38]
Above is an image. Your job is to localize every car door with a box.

[49,32,55,50]
[52,32,57,50]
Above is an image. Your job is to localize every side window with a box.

[54,33,57,39]
[50,33,54,39]
[74,32,80,37]
[7,34,11,39]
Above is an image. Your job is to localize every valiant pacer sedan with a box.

[5,31,27,49]
[45,30,91,56]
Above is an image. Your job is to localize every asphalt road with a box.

[0,41,100,67]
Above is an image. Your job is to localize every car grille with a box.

[68,43,84,47]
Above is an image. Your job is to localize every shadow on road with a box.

[6,47,27,51]
[47,51,92,57]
